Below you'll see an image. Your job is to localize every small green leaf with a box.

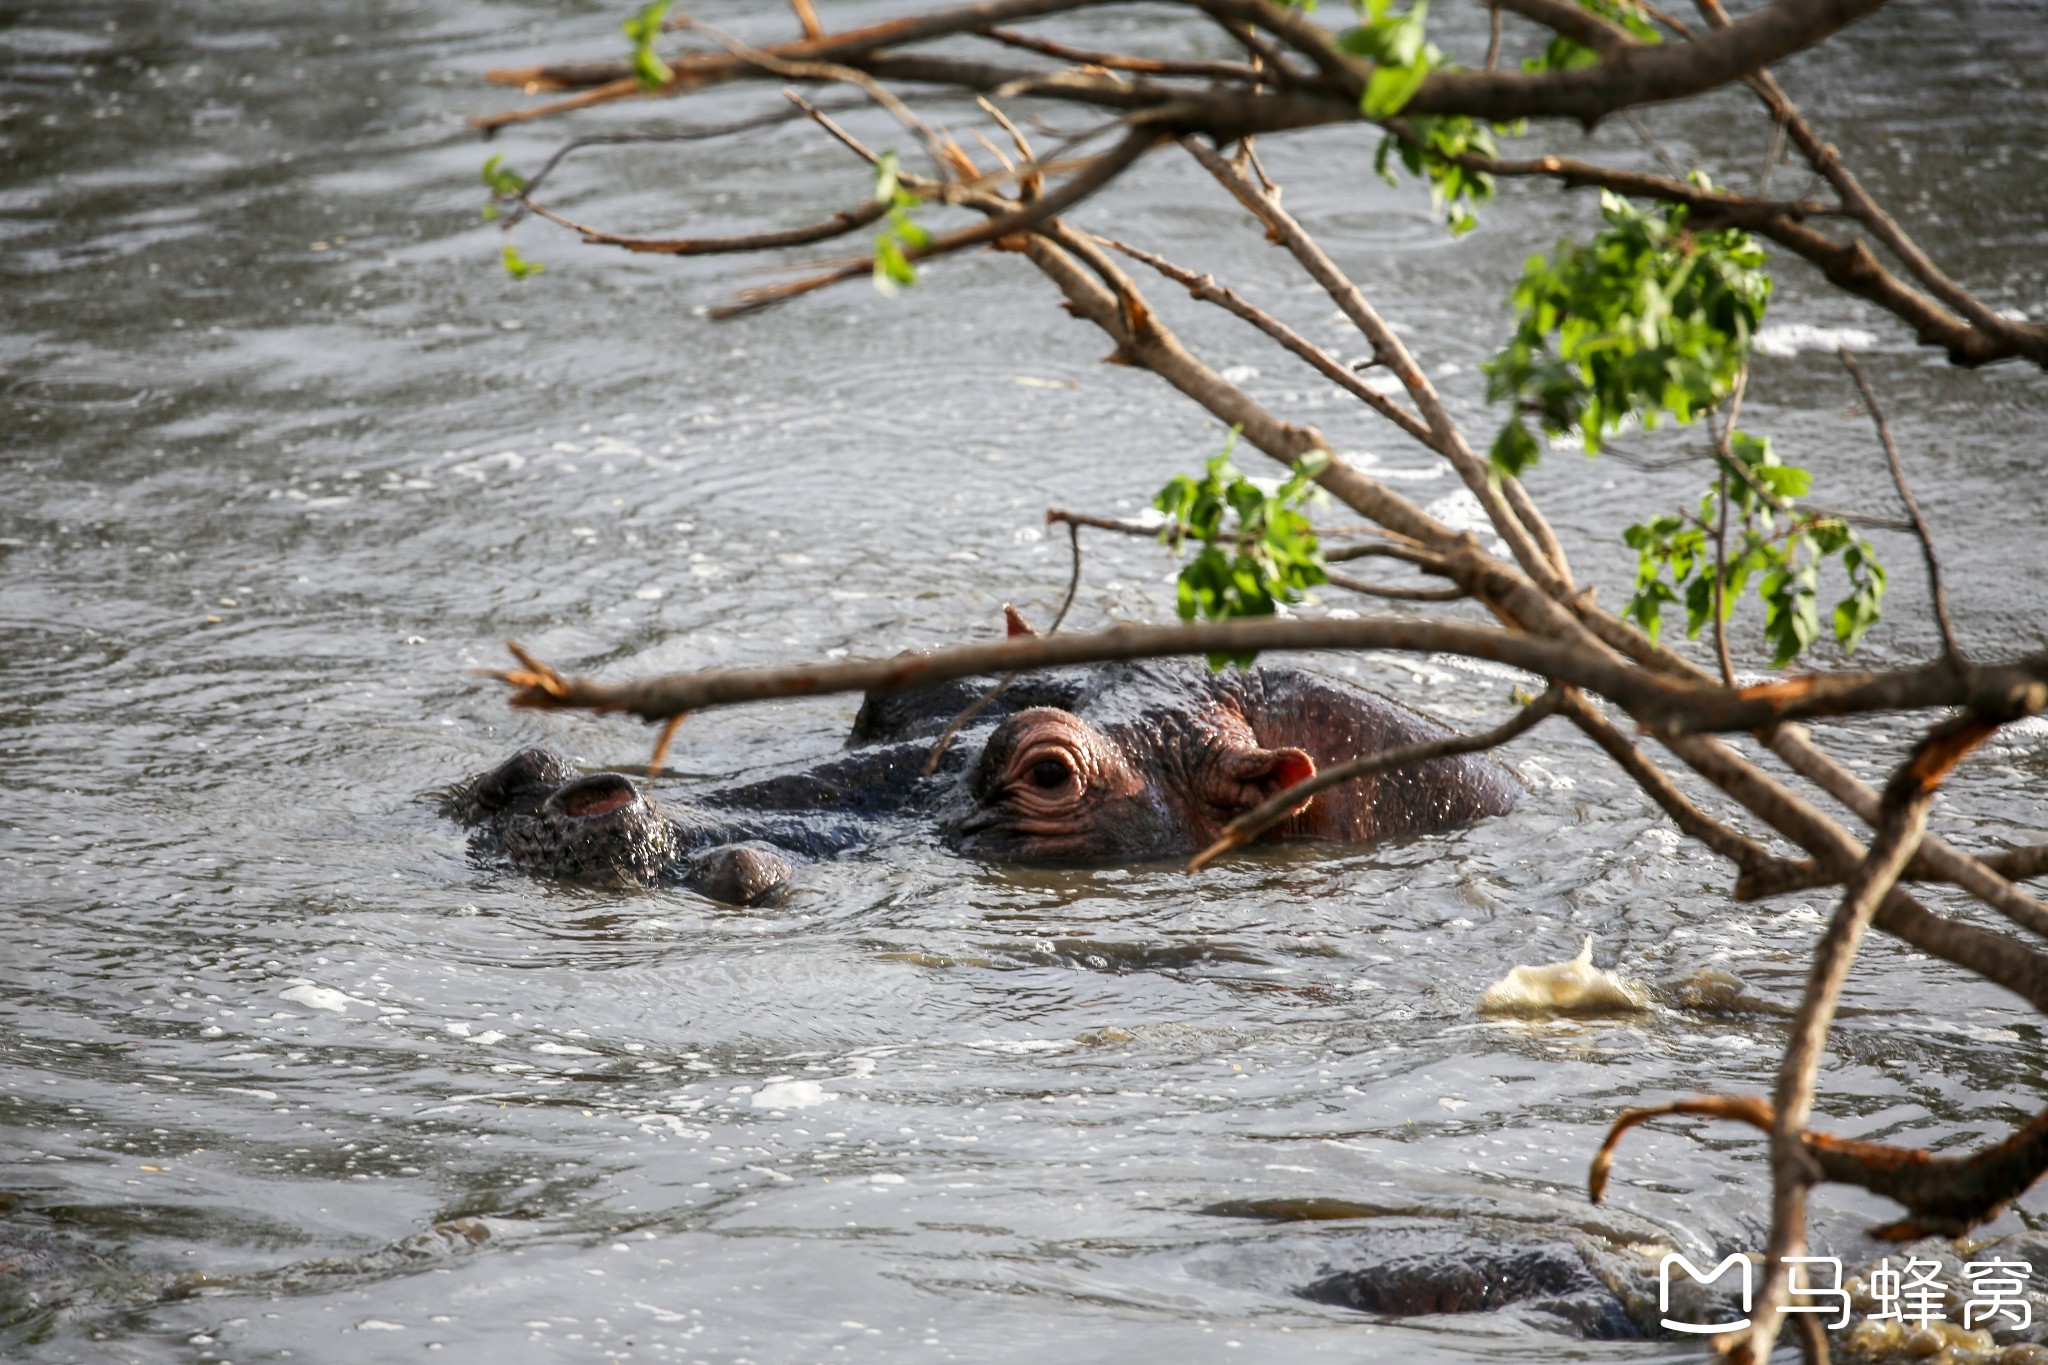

[501,243,544,280]
[872,237,916,294]
[623,1,672,91]
[480,154,527,195]
[1362,61,1430,117]
[868,151,933,296]
[1831,538,1886,652]
[1489,415,1540,478]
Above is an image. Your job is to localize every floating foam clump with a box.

[1478,936,1649,1016]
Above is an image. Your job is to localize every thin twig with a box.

[975,26,1261,82]
[1043,505,1454,578]
[1708,367,1747,686]
[1759,107,1787,197]
[976,96,1040,197]
[711,126,1156,318]
[1713,465,1735,685]
[1218,23,1308,88]
[518,192,887,256]
[1485,1,1505,70]
[1623,107,1688,180]
[1763,725,2048,939]
[507,103,867,208]
[1837,348,1962,662]
[1094,234,1432,444]
[1044,508,1154,536]
[676,13,956,179]
[646,713,687,778]
[1324,568,1468,602]
[1046,517,1084,633]
[919,519,1086,775]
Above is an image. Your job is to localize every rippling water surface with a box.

[5,2,2048,1361]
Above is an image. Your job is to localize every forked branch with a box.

[1593,1094,2048,1241]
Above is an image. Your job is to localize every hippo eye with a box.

[1029,758,1072,790]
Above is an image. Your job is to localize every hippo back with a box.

[847,667,1093,745]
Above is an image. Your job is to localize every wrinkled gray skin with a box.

[447,662,1522,903]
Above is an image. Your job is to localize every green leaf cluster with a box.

[1620,432,1886,666]
[1522,0,1660,72]
[1485,190,1770,477]
[623,1,672,92]
[1153,437,1330,668]
[1336,2,1505,234]
[870,151,932,295]
[1374,115,1496,236]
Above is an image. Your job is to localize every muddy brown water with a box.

[4,2,2048,1361]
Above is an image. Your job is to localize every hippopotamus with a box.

[447,657,1522,901]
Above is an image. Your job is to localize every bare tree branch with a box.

[711,128,1158,318]
[1737,713,1981,1361]
[1387,131,1843,229]
[976,26,1262,82]
[1324,569,1470,603]
[1764,725,2048,939]
[1563,693,1794,881]
[492,622,2048,740]
[1499,0,1643,59]
[519,193,888,256]
[1593,1094,2048,1240]
[1663,728,2048,1015]
[1692,0,2048,366]
[1095,234,1433,445]
[1837,348,1962,660]
[1182,137,1572,595]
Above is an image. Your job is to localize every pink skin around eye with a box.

[1002,742,1086,824]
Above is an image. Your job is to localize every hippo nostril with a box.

[547,773,640,819]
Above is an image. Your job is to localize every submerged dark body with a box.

[449,662,1522,900]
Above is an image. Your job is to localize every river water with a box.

[5,2,2048,1361]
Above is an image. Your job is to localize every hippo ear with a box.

[1003,604,1040,638]
[1208,745,1318,816]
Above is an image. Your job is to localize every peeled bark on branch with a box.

[1593,1095,2048,1240]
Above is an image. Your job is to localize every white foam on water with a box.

[751,1080,833,1109]
[1753,323,1880,357]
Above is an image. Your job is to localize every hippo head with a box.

[453,747,681,887]
[951,703,1316,863]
